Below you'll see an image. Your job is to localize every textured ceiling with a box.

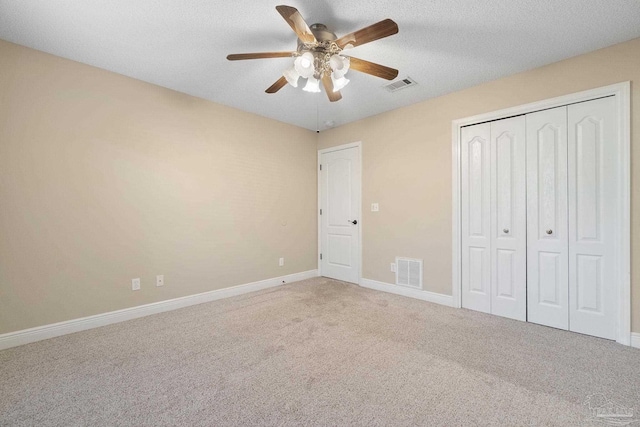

[1,1,640,131]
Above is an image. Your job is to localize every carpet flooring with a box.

[1,277,639,426]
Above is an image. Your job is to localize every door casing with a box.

[451,82,631,345]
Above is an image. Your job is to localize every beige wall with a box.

[318,37,640,333]
[0,40,317,334]
[2,36,639,337]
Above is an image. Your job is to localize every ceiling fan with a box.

[227,5,399,102]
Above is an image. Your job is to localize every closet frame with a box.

[451,82,631,345]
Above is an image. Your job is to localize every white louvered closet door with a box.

[526,106,569,330]
[461,123,491,313]
[567,97,618,340]
[490,116,527,321]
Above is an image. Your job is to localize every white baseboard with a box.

[0,269,318,351]
[359,279,638,348]
[359,278,455,307]
[632,333,640,349]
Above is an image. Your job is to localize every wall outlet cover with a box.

[156,275,164,287]
[390,263,396,272]
[371,203,379,212]
[132,278,141,291]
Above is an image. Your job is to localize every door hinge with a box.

[320,208,322,215]
[320,253,322,260]
[319,164,322,171]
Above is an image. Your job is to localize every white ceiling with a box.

[1,1,639,131]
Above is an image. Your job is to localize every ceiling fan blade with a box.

[275,5,317,44]
[265,76,288,94]
[321,74,342,102]
[348,57,398,80]
[227,52,294,61]
[335,19,398,49]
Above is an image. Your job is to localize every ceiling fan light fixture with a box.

[294,52,315,78]
[331,73,350,92]
[226,6,400,101]
[283,66,300,87]
[303,76,321,93]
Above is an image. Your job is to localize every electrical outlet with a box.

[156,275,164,287]
[390,263,396,273]
[279,257,284,267]
[132,278,140,291]
[371,203,379,212]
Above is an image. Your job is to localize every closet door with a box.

[568,97,617,339]
[526,107,569,330]
[490,116,526,321]
[461,123,491,313]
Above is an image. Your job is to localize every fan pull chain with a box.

[316,93,320,133]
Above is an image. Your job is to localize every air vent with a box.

[395,257,423,289]
[384,77,417,93]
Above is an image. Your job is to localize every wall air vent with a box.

[384,77,417,93]
[395,257,423,289]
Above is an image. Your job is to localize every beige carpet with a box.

[1,277,639,426]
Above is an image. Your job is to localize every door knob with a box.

[503,228,509,234]
[546,229,553,235]
[349,220,358,225]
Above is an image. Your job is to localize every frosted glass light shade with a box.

[283,66,300,87]
[329,55,350,78]
[294,52,315,78]
[331,73,350,92]
[303,76,321,93]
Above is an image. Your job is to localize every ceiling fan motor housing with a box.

[297,24,342,79]
[309,24,337,42]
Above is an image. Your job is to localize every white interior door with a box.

[526,106,569,330]
[568,97,617,339]
[461,123,491,313]
[320,146,360,284]
[490,116,527,321]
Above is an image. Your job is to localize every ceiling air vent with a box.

[396,257,423,289]
[384,77,417,93]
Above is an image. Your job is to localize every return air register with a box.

[395,257,423,289]
[384,76,417,93]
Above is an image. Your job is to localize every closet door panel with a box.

[490,116,526,321]
[568,97,617,339]
[526,107,569,330]
[461,123,491,313]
